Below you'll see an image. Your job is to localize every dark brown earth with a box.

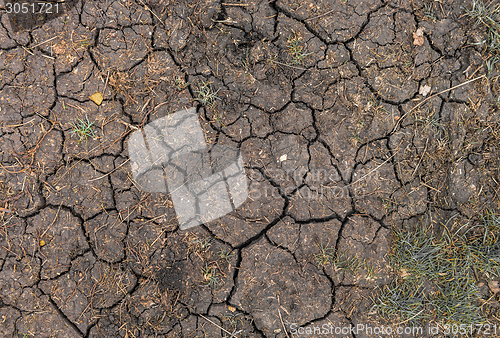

[1,0,500,337]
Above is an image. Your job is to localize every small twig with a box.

[222,2,249,5]
[65,102,88,114]
[102,70,110,96]
[305,9,335,21]
[346,151,399,187]
[116,120,139,130]
[140,105,154,128]
[153,101,170,112]
[1,118,35,129]
[0,162,27,174]
[228,329,243,338]
[411,138,429,178]
[21,46,34,55]
[395,309,425,326]
[87,159,130,182]
[467,64,483,79]
[141,97,152,113]
[270,59,307,71]
[420,180,440,193]
[277,296,290,338]
[30,36,59,49]
[150,228,166,248]
[391,75,486,134]
[0,193,23,205]
[41,203,62,238]
[136,0,164,25]
[199,314,238,337]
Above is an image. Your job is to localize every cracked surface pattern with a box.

[1,0,500,337]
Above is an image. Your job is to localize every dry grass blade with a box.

[390,75,486,134]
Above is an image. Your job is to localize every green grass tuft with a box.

[202,263,220,288]
[390,226,447,281]
[313,244,361,274]
[372,211,500,329]
[314,243,335,267]
[218,247,235,263]
[174,75,189,91]
[286,33,312,65]
[194,80,221,108]
[370,278,428,326]
[465,0,500,73]
[70,115,96,144]
[431,274,484,326]
[333,250,362,274]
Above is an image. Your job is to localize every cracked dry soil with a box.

[1,0,500,337]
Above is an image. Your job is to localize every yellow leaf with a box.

[40,240,46,247]
[227,305,236,312]
[90,92,103,105]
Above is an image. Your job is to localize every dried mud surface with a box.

[1,0,500,337]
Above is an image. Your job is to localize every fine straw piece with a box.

[390,74,486,134]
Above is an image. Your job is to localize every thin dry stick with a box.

[391,74,486,134]
[31,36,59,49]
[395,309,425,326]
[150,228,166,248]
[116,120,139,130]
[65,102,87,114]
[198,314,236,337]
[0,193,23,205]
[411,137,429,178]
[102,70,110,96]
[270,59,307,71]
[136,0,164,25]
[222,2,249,5]
[21,46,34,56]
[154,101,169,111]
[87,158,130,182]
[141,97,152,113]
[420,180,440,193]
[2,118,35,129]
[346,151,399,187]
[305,9,335,21]
[0,162,27,174]
[41,203,62,238]
[277,296,290,338]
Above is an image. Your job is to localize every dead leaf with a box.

[488,280,500,294]
[413,27,425,46]
[90,92,103,105]
[227,305,236,312]
[419,84,431,97]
